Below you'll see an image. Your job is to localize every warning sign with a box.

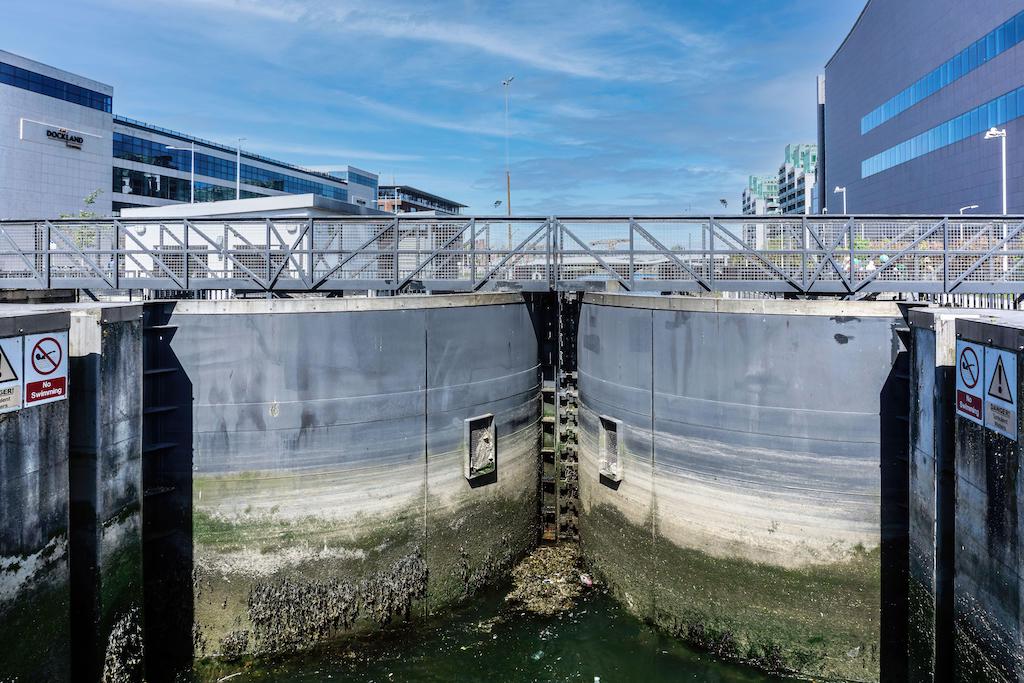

[23,331,68,407]
[0,336,22,414]
[956,340,985,425]
[984,346,1017,439]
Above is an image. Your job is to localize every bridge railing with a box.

[1,215,1022,294]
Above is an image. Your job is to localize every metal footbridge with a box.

[1,214,1023,295]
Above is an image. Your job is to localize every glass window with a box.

[862,85,1024,178]
[0,61,111,112]
[862,10,1024,134]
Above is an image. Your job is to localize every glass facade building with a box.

[0,48,397,219]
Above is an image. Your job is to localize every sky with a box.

[2,0,865,214]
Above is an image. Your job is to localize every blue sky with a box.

[3,0,864,214]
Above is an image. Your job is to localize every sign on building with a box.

[0,336,22,414]
[22,331,68,407]
[956,340,985,425]
[984,346,1017,440]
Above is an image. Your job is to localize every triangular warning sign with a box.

[0,347,17,382]
[988,355,1013,403]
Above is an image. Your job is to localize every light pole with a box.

[959,204,979,215]
[236,137,247,200]
[502,76,514,247]
[833,186,847,214]
[167,142,195,203]
[984,127,1009,272]
[984,127,1008,214]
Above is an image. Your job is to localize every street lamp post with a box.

[833,186,847,214]
[957,205,979,241]
[167,142,196,203]
[236,137,247,200]
[984,127,1009,272]
[984,127,1008,215]
[502,76,514,248]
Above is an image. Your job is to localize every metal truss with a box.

[2,215,1024,295]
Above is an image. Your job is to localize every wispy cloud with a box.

[149,0,728,84]
[248,143,422,163]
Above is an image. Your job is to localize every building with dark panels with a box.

[823,1,1024,214]
[378,185,466,215]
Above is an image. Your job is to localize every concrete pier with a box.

[139,294,540,674]
[0,309,72,681]
[576,294,910,681]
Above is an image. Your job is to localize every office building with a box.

[777,143,817,215]
[377,185,466,215]
[0,49,380,219]
[823,1,1024,214]
[741,175,780,215]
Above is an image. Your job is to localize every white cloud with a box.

[250,143,423,163]
[145,0,726,84]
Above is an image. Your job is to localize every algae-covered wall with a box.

[65,304,144,682]
[952,315,1024,682]
[577,294,909,682]
[144,294,539,673]
[0,310,72,682]
[906,309,964,683]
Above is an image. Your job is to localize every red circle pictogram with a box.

[960,346,979,388]
[31,337,62,376]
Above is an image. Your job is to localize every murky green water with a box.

[198,585,782,683]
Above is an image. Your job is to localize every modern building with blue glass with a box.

[822,1,1024,214]
[0,49,381,219]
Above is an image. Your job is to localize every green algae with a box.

[0,539,70,681]
[581,503,881,682]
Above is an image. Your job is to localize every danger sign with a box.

[956,340,985,425]
[23,331,68,407]
[0,336,22,414]
[984,346,1017,439]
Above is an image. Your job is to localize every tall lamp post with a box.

[236,137,247,200]
[167,142,196,203]
[502,76,514,248]
[833,186,847,214]
[984,127,1008,272]
[959,204,979,215]
[984,127,1008,215]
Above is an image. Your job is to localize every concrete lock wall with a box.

[952,313,1024,682]
[906,308,989,683]
[576,294,910,682]
[0,309,72,681]
[64,304,145,681]
[141,294,540,672]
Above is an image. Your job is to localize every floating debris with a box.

[505,544,585,616]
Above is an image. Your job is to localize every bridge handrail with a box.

[0,214,1021,294]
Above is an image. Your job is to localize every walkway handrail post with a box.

[942,217,949,293]
[470,218,477,286]
[44,221,51,289]
[707,217,715,289]
[801,216,809,290]
[628,218,635,289]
